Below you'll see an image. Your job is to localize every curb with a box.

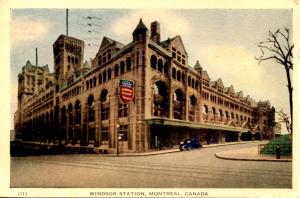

[214,153,292,162]
[108,141,264,157]
[102,140,268,157]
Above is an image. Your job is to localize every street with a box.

[10,142,292,188]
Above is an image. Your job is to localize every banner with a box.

[119,79,134,104]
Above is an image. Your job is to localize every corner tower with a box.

[53,35,84,90]
[132,18,149,42]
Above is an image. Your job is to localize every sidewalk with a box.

[111,141,260,157]
[115,141,292,162]
[215,147,292,162]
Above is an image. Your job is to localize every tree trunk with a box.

[285,66,293,134]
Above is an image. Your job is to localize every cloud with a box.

[111,10,191,42]
[11,16,51,48]
[195,44,267,97]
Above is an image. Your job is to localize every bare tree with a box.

[256,28,293,134]
[277,109,292,134]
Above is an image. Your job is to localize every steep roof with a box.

[194,60,202,70]
[102,36,124,49]
[23,60,49,72]
[132,18,148,35]
[160,37,176,48]
[202,70,210,81]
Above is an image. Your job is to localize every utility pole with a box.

[66,9,69,36]
[35,48,38,66]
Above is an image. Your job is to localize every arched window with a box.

[151,55,157,69]
[176,70,181,81]
[163,62,169,76]
[120,61,125,74]
[99,73,102,84]
[93,77,96,87]
[191,79,195,88]
[107,68,112,80]
[158,59,163,72]
[212,107,216,121]
[86,81,89,90]
[114,64,119,77]
[98,55,102,66]
[172,68,176,79]
[153,81,169,117]
[181,72,185,83]
[103,71,107,82]
[219,109,223,121]
[173,89,184,120]
[189,95,197,121]
[203,105,208,120]
[88,95,95,122]
[100,89,109,120]
[126,58,132,71]
[61,106,67,126]
[75,100,81,125]
[225,111,229,121]
[89,79,93,88]
[231,112,234,120]
[68,103,73,125]
[188,76,191,86]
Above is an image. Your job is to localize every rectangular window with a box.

[101,127,109,141]
[172,52,176,58]
[182,59,185,65]
[119,104,128,117]
[119,125,128,141]
[101,107,110,120]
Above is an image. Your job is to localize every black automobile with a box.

[179,138,202,151]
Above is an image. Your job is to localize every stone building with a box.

[14,19,275,153]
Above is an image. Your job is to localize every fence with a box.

[258,143,292,156]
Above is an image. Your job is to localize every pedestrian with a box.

[275,145,281,159]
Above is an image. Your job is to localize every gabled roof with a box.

[160,37,176,48]
[103,36,124,49]
[202,70,210,81]
[98,36,125,52]
[209,78,223,88]
[216,78,224,87]
[23,60,49,72]
[236,91,243,98]
[82,61,90,69]
[160,35,188,56]
[224,85,235,94]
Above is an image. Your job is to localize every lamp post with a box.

[116,124,120,156]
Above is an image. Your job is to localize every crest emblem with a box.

[119,79,134,104]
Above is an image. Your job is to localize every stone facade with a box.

[14,19,276,153]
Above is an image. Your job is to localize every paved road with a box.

[10,142,292,188]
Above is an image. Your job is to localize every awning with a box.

[145,118,248,133]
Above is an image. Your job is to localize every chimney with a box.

[150,21,160,43]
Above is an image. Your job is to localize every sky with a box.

[10,9,293,132]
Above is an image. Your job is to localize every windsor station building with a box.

[14,19,276,154]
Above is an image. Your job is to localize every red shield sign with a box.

[119,79,134,104]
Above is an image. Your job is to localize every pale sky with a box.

[10,9,292,131]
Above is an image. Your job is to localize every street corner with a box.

[215,147,292,162]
